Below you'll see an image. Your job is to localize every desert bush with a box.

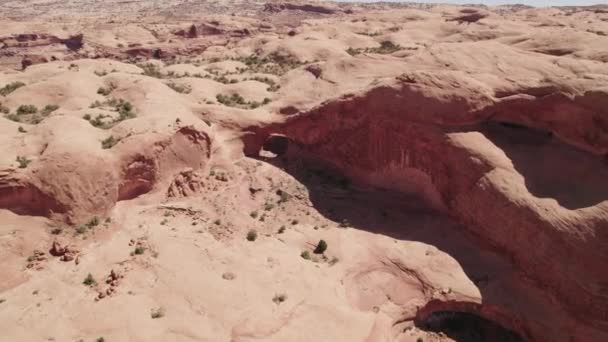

[83,273,96,286]
[234,53,306,76]
[140,63,164,78]
[348,41,401,56]
[301,250,311,260]
[250,211,258,219]
[16,105,37,115]
[5,114,20,122]
[246,229,258,241]
[41,104,59,115]
[18,126,26,133]
[101,136,119,149]
[216,93,246,106]
[86,216,100,228]
[114,99,136,120]
[356,31,382,37]
[248,76,280,92]
[75,225,87,234]
[167,82,191,94]
[134,246,145,255]
[97,83,117,96]
[16,156,31,169]
[278,226,286,234]
[314,240,328,254]
[0,81,25,96]
[85,113,110,128]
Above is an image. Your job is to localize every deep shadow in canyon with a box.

[256,146,531,341]
[416,310,523,342]
[479,121,608,210]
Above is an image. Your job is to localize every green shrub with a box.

[140,64,164,78]
[86,216,100,228]
[348,41,401,56]
[134,246,145,255]
[16,105,37,115]
[97,83,117,96]
[41,104,59,115]
[346,47,360,56]
[167,82,191,94]
[216,93,246,106]
[5,114,20,122]
[246,229,258,241]
[0,81,25,96]
[16,156,31,168]
[85,113,110,128]
[101,136,119,149]
[97,87,111,96]
[75,225,87,234]
[248,76,280,92]
[314,240,328,254]
[300,250,311,260]
[89,98,136,125]
[83,273,96,286]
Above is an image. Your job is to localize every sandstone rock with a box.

[167,170,204,198]
[21,54,48,69]
[49,241,66,257]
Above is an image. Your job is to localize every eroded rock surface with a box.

[0,1,607,342]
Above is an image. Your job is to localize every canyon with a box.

[0,1,607,341]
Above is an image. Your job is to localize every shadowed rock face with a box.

[247,79,608,341]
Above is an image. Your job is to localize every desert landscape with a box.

[0,0,607,341]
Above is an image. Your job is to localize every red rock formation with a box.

[167,169,204,198]
[263,2,338,15]
[21,54,48,69]
[246,77,608,341]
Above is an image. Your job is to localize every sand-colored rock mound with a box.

[1,1,608,342]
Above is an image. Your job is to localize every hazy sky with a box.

[335,0,608,6]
